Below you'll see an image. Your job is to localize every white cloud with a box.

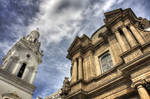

[26,0,125,51]
[26,0,85,49]
[0,39,18,55]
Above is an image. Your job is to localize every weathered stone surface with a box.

[0,30,42,99]
[62,8,150,99]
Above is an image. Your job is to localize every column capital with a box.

[120,25,126,29]
[71,59,76,65]
[131,79,146,88]
[145,77,150,83]
[111,28,118,33]
[78,56,83,59]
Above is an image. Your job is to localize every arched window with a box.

[99,52,113,73]
[17,63,26,78]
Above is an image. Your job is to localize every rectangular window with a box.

[17,63,26,78]
[99,51,113,73]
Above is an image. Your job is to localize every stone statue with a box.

[135,17,150,30]
[61,77,70,96]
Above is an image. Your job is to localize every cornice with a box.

[118,51,150,72]
[131,79,146,88]
[120,44,141,57]
[67,74,126,99]
[0,69,35,94]
[68,36,80,52]
[65,89,88,99]
[104,8,138,29]
[67,42,94,60]
[67,38,106,60]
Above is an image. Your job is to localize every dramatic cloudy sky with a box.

[0,0,150,98]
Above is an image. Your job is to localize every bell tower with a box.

[0,30,43,99]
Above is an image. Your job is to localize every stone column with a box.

[137,85,150,99]
[132,80,150,99]
[22,67,29,80]
[12,62,22,75]
[122,26,137,47]
[71,59,77,84]
[108,36,123,66]
[129,25,145,45]
[78,56,83,80]
[115,30,129,52]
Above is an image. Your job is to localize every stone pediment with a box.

[67,34,92,59]
[68,35,91,52]
[68,36,81,53]
[104,8,123,23]
[104,8,137,26]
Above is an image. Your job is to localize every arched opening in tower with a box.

[17,63,26,78]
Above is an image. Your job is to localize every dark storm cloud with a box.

[0,0,40,41]
[54,0,88,13]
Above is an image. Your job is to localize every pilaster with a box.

[78,56,83,80]
[122,26,137,47]
[132,80,150,99]
[129,24,145,45]
[114,30,129,52]
[30,70,37,84]
[71,59,78,84]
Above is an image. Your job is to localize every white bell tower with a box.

[0,30,43,99]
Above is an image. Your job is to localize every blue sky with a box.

[0,0,150,98]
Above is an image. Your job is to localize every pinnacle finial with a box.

[25,29,40,42]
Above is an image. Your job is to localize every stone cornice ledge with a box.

[66,89,88,99]
[131,79,146,88]
[118,51,150,72]
[68,74,125,98]
[0,69,35,94]
[88,75,124,95]
[120,44,141,57]
[141,41,150,49]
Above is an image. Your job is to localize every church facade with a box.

[0,30,43,99]
[61,8,150,99]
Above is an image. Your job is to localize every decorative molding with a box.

[135,17,150,30]
[131,79,146,88]
[0,69,35,94]
[2,93,21,99]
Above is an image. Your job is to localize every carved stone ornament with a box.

[2,92,21,99]
[135,17,150,30]
[131,79,146,88]
[60,77,70,96]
